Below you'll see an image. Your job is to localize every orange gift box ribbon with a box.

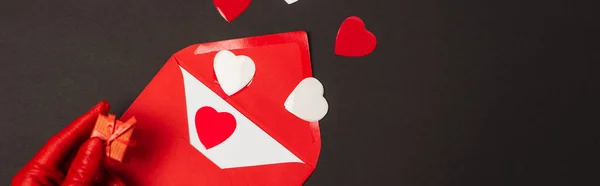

[91,114,136,162]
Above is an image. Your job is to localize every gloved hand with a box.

[12,101,126,186]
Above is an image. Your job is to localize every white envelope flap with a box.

[179,66,303,169]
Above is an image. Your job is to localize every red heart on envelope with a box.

[335,16,377,57]
[114,31,321,186]
[213,0,251,22]
[195,106,236,150]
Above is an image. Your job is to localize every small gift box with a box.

[91,114,136,162]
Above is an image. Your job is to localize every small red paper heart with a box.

[195,106,237,149]
[335,16,377,57]
[213,0,251,22]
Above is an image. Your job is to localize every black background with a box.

[1,0,598,185]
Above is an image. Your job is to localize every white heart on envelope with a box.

[284,77,329,122]
[285,0,299,4]
[214,50,256,96]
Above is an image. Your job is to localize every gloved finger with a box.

[31,101,110,169]
[60,146,79,173]
[62,138,104,186]
[11,164,62,186]
[100,156,127,186]
[102,170,126,186]
[93,165,126,186]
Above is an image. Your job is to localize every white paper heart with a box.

[213,50,256,96]
[285,0,299,4]
[284,77,329,122]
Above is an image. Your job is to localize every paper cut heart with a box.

[284,77,329,122]
[195,106,237,150]
[285,0,299,4]
[335,16,377,57]
[213,0,251,22]
[214,50,256,96]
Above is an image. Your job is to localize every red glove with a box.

[12,101,126,186]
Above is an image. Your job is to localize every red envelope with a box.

[110,31,322,186]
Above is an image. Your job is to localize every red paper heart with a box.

[335,16,377,57]
[195,106,237,149]
[213,0,251,22]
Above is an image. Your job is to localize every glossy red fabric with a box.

[12,101,125,186]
